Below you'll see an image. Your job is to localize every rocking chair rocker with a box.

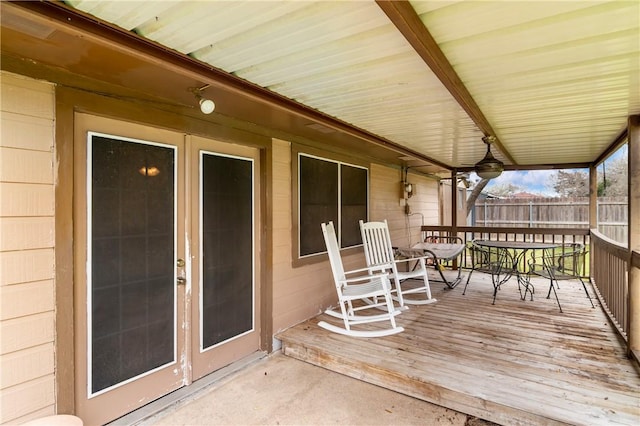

[318,222,404,337]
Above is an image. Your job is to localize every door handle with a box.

[177,277,186,286]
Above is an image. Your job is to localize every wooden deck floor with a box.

[277,271,640,426]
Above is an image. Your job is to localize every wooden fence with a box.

[473,196,628,245]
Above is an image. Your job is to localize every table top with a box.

[474,240,559,250]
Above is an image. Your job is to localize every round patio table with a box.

[473,240,560,303]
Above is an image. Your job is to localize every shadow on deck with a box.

[276,271,640,425]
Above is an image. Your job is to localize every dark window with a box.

[298,154,368,257]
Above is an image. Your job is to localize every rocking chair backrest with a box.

[359,220,395,269]
[321,222,346,285]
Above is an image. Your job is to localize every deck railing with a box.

[590,230,630,339]
[421,225,634,346]
[421,225,590,275]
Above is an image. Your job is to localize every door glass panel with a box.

[200,152,254,349]
[89,133,176,394]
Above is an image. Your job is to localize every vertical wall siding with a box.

[0,72,56,423]
[271,142,439,335]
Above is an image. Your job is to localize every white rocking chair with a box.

[318,222,404,337]
[359,220,436,306]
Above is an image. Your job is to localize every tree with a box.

[465,178,489,217]
[550,151,628,198]
[485,182,523,197]
[552,170,589,197]
[601,152,628,196]
[464,179,524,217]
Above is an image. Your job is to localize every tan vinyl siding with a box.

[370,164,439,247]
[271,140,439,335]
[0,71,56,424]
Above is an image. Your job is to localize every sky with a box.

[474,169,560,196]
[471,144,628,197]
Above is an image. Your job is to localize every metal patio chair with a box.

[317,222,404,337]
[528,243,595,312]
[463,240,515,304]
[359,219,436,306]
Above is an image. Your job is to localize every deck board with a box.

[277,271,640,425]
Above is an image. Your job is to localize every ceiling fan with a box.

[474,136,504,179]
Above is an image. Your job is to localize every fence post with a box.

[484,201,487,226]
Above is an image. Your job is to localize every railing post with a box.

[628,114,640,359]
[451,170,459,270]
[451,169,458,233]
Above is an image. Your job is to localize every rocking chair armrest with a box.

[339,271,390,285]
[343,265,389,276]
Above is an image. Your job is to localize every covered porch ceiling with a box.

[2,1,638,177]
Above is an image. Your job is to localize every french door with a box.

[74,114,260,425]
[189,136,260,380]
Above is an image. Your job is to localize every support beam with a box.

[628,115,640,359]
[595,129,629,167]
[376,0,515,165]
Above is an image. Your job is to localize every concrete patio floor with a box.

[135,351,489,426]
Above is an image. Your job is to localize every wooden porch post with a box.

[451,169,458,232]
[589,164,597,275]
[628,115,640,357]
[589,165,597,229]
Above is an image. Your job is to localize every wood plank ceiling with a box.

[8,1,640,175]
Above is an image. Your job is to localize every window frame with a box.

[292,146,369,265]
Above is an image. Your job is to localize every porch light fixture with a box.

[474,136,504,179]
[198,97,215,114]
[404,182,414,198]
[190,85,215,114]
